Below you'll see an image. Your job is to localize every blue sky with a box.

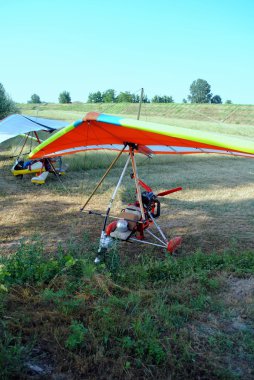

[1,0,253,104]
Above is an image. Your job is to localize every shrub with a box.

[0,83,19,119]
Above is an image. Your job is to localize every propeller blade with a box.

[138,179,153,192]
[157,186,182,197]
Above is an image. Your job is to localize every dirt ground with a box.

[1,153,253,257]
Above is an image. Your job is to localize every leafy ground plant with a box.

[0,237,254,379]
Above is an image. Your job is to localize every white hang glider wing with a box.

[0,114,69,144]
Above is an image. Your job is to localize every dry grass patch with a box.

[0,148,253,257]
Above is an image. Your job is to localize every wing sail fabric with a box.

[29,112,254,159]
[0,114,69,144]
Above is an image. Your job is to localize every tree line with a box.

[0,79,233,119]
[27,89,169,104]
[27,79,230,105]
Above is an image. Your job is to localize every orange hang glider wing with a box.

[29,112,254,159]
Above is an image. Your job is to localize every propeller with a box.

[137,178,182,197]
[156,187,182,197]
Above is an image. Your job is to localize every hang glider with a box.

[28,112,253,261]
[0,114,69,144]
[29,112,254,159]
[0,114,69,184]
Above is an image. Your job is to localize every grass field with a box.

[0,103,254,379]
[19,102,254,126]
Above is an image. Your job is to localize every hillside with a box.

[19,102,254,126]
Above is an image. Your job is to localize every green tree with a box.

[152,95,174,103]
[225,99,232,104]
[131,93,149,103]
[116,91,133,103]
[140,93,150,103]
[87,91,103,103]
[59,91,71,104]
[188,79,212,103]
[152,95,159,103]
[0,83,19,119]
[211,95,222,104]
[102,89,116,103]
[132,93,140,103]
[28,94,41,104]
[182,98,187,103]
[164,95,174,103]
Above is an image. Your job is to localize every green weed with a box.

[65,320,88,350]
[208,333,234,353]
[0,321,29,379]
[0,238,253,379]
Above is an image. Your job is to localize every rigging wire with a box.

[221,105,240,123]
[1,132,31,177]
[171,104,241,130]
[11,134,29,159]
[29,131,34,153]
[47,158,72,195]
[186,107,226,126]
